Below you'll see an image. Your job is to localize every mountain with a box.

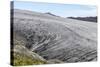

[11,9,97,66]
[45,12,60,17]
[68,16,97,22]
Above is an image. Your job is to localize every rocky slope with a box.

[12,9,97,65]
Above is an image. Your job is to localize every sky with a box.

[13,1,97,17]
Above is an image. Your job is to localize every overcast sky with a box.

[13,1,97,17]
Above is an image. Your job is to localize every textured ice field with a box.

[13,9,97,62]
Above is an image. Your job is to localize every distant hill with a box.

[68,16,97,22]
[45,12,60,17]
